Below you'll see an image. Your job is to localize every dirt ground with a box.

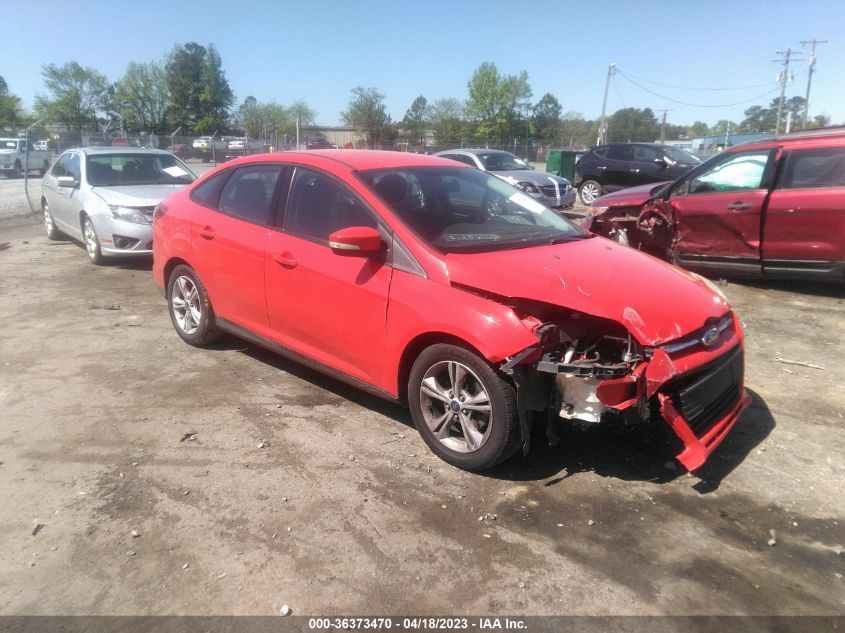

[0,192,843,616]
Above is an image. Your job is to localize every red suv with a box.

[153,150,748,471]
[582,129,845,282]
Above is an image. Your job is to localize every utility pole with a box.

[772,48,802,135]
[597,63,616,146]
[800,39,827,128]
[656,109,672,143]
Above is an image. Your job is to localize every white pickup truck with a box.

[0,138,51,178]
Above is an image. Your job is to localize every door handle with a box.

[727,203,752,211]
[597,165,607,170]
[273,252,297,268]
[629,168,640,173]
[199,226,215,239]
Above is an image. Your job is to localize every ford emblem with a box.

[700,328,720,348]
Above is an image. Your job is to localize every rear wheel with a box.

[408,344,520,471]
[12,161,23,179]
[167,265,220,346]
[579,180,602,205]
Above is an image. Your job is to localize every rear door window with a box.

[779,147,845,189]
[217,165,283,225]
[607,145,634,161]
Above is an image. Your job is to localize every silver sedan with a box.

[41,147,196,264]
[434,148,576,210]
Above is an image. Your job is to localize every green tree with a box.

[114,61,170,134]
[401,95,430,146]
[288,99,317,135]
[0,76,26,130]
[429,98,465,145]
[195,44,234,134]
[606,107,659,142]
[710,119,736,137]
[165,43,233,134]
[465,62,532,143]
[34,62,110,135]
[341,87,393,148]
[688,121,709,137]
[530,93,562,144]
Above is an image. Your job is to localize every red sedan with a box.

[153,150,749,471]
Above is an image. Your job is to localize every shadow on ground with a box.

[215,335,774,490]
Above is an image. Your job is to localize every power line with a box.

[615,70,773,92]
[615,70,781,108]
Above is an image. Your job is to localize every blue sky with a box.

[7,0,845,128]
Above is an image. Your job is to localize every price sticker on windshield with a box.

[509,192,547,214]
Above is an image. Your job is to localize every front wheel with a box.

[579,180,602,205]
[408,344,520,471]
[13,161,23,179]
[82,215,105,265]
[43,200,61,240]
[167,265,220,346]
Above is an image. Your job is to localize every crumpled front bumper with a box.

[660,389,751,471]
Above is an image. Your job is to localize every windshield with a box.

[477,152,532,171]
[86,154,197,186]
[664,146,700,165]
[359,166,589,253]
[1,139,19,149]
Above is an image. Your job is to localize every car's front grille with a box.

[540,184,570,197]
[672,345,743,437]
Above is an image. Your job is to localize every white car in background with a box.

[41,148,196,264]
[0,138,51,178]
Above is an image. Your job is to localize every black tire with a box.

[82,215,105,265]
[408,343,520,471]
[167,264,220,347]
[579,180,602,205]
[43,199,61,240]
[40,159,50,176]
[13,161,23,179]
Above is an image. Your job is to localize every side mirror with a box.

[328,226,383,254]
[57,176,78,188]
[654,158,666,167]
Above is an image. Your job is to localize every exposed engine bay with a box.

[494,297,746,471]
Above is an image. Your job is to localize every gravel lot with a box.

[0,172,843,616]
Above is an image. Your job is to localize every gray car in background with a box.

[41,147,197,264]
[434,148,576,210]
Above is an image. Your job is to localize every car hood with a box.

[494,170,571,186]
[444,237,728,346]
[91,184,188,207]
[594,182,662,206]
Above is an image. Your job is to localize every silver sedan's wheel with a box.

[420,360,492,453]
[579,180,601,205]
[82,216,104,264]
[43,201,61,239]
[171,275,201,335]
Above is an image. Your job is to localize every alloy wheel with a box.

[171,275,202,335]
[83,219,99,259]
[419,360,492,453]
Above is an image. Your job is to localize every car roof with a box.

[728,127,845,151]
[437,148,514,156]
[67,147,173,156]
[229,149,465,171]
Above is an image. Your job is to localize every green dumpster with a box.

[545,149,578,182]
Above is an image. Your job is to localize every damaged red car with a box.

[153,150,749,472]
[581,129,845,282]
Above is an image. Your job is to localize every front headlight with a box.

[587,206,609,216]
[110,206,150,225]
[517,181,540,194]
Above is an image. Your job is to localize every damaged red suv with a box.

[153,150,749,471]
